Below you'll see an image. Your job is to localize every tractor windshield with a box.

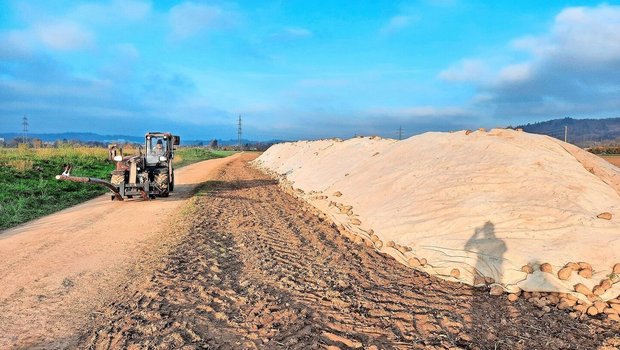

[146,136,167,164]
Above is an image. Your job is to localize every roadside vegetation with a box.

[588,145,620,155]
[0,145,234,230]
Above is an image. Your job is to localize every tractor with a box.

[56,132,180,200]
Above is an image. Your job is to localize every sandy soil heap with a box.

[254,129,620,301]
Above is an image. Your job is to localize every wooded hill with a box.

[517,117,620,146]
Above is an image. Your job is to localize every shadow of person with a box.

[463,221,511,346]
[465,221,506,285]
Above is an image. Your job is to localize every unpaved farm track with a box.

[83,155,620,350]
[0,154,240,349]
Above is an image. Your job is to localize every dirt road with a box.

[0,154,241,349]
[82,155,620,350]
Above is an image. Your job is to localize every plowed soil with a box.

[601,155,620,167]
[81,154,620,350]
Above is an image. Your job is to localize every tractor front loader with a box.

[56,132,180,201]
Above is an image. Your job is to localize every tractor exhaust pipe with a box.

[56,174,124,201]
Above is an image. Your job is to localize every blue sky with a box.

[1,0,619,140]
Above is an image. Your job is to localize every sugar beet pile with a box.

[254,129,620,303]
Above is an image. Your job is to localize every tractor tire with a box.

[169,171,175,192]
[111,173,125,186]
[154,173,169,197]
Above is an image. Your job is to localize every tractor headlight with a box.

[113,155,123,162]
[159,156,167,162]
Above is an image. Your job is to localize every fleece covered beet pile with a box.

[254,129,620,309]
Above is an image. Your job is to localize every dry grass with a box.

[2,146,109,161]
[6,159,34,172]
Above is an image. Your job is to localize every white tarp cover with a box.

[254,129,620,300]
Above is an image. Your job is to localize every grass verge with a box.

[0,147,234,230]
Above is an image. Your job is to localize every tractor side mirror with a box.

[173,136,180,145]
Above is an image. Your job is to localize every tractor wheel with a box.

[169,171,175,192]
[154,172,169,195]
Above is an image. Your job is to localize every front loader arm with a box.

[56,165,124,201]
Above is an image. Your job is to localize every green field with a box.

[0,146,234,230]
[174,149,237,168]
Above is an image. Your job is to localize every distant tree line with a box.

[0,138,138,149]
[587,145,620,155]
[514,117,620,146]
[1,135,280,152]
[190,139,279,151]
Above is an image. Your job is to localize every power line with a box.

[527,125,569,143]
[237,114,242,151]
[22,116,28,144]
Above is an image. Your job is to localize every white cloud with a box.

[512,5,620,65]
[551,5,620,63]
[441,4,620,119]
[169,2,235,39]
[497,63,532,84]
[10,0,151,47]
[283,27,312,38]
[0,30,34,59]
[351,106,479,135]
[34,22,94,51]
[365,106,469,118]
[269,26,313,41]
[115,0,152,20]
[380,15,416,35]
[438,59,487,82]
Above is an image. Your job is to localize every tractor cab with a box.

[145,132,178,165]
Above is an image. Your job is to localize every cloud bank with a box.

[441,4,620,120]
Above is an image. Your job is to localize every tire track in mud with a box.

[82,154,620,350]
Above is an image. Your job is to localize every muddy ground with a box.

[78,154,620,350]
